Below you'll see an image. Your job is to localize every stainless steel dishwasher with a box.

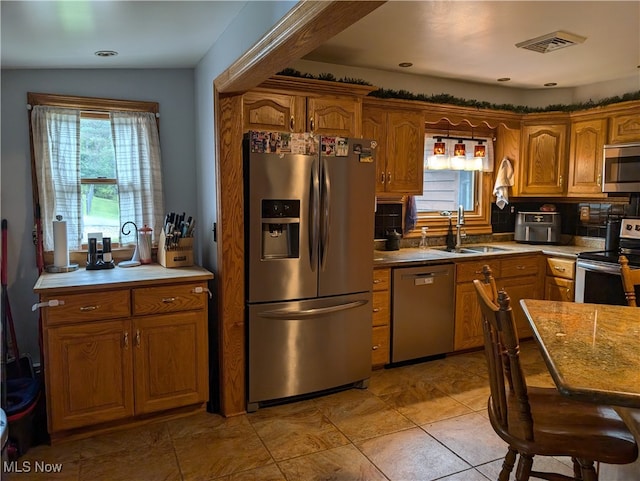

[392,263,455,363]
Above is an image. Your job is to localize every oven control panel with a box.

[620,218,640,240]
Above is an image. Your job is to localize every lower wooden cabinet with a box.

[36,268,212,438]
[454,255,542,351]
[372,268,391,367]
[544,257,576,302]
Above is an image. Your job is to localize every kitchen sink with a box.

[460,245,510,253]
[435,245,510,254]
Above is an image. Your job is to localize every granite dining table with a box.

[520,299,640,409]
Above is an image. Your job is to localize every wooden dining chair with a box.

[619,255,640,307]
[473,267,638,481]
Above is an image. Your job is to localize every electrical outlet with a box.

[579,206,590,222]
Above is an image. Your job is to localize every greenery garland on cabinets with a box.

[276,68,640,114]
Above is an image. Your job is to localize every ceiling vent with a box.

[516,31,587,54]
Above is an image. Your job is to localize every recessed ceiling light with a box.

[398,62,413,68]
[94,50,118,57]
[544,82,558,87]
[497,78,511,82]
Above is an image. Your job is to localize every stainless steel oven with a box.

[576,217,640,305]
[575,259,628,305]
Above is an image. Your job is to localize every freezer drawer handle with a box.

[258,300,368,319]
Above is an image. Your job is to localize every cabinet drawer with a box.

[456,260,500,283]
[45,290,131,326]
[545,276,575,302]
[372,290,390,327]
[133,283,207,315]
[501,256,540,278]
[373,268,391,291]
[372,325,390,366]
[546,257,575,280]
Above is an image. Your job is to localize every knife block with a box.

[158,230,194,268]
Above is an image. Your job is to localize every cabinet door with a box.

[385,110,425,194]
[307,96,360,137]
[567,118,607,197]
[609,112,640,144]
[545,276,575,302]
[500,275,540,339]
[454,282,484,351]
[495,125,521,196]
[372,325,390,367]
[46,320,134,432]
[134,311,208,414]
[362,108,388,192]
[242,92,305,132]
[519,124,568,195]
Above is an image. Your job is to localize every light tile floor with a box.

[4,341,639,481]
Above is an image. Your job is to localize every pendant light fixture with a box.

[433,137,446,156]
[453,140,466,157]
[474,140,486,158]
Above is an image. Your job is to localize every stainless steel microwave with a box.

[602,142,640,193]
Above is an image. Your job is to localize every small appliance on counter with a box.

[514,211,561,244]
[386,229,401,251]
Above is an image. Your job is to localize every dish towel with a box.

[493,157,514,209]
[404,196,418,234]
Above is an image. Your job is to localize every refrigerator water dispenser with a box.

[261,199,300,259]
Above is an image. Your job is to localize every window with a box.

[80,114,120,243]
[412,132,494,236]
[28,93,165,253]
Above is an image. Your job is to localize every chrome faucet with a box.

[455,205,465,250]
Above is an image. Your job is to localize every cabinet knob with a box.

[135,329,141,347]
[597,174,602,186]
[79,305,98,312]
[289,116,295,132]
[559,175,563,186]
[123,331,129,349]
[387,172,392,183]
[553,266,566,272]
[373,279,382,284]
[380,172,386,184]
[373,308,381,313]
[372,344,380,350]
[309,116,315,133]
[162,297,176,303]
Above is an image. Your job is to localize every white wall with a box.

[194,1,296,273]
[0,68,196,363]
[292,59,639,108]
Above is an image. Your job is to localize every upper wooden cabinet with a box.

[608,108,640,144]
[518,118,569,196]
[567,117,608,197]
[242,91,304,132]
[243,76,377,137]
[363,103,425,194]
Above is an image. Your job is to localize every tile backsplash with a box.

[491,195,638,238]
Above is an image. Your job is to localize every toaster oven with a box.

[514,212,561,244]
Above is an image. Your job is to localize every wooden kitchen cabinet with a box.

[567,117,608,197]
[372,268,391,367]
[518,119,569,196]
[35,266,213,440]
[243,76,376,136]
[454,255,542,351]
[608,108,640,144]
[363,103,425,194]
[46,318,135,432]
[544,256,575,302]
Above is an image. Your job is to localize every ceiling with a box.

[2,1,639,90]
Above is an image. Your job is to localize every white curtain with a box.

[31,106,82,250]
[111,111,164,244]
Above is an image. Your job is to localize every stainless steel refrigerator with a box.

[244,131,376,411]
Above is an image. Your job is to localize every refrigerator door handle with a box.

[309,159,320,272]
[257,300,368,319]
[320,156,331,270]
